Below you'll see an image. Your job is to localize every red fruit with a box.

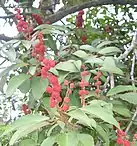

[117,129,126,137]
[81,35,87,43]
[93,76,99,80]
[46,86,53,94]
[17,27,22,32]
[49,60,56,67]
[62,104,69,111]
[95,88,100,94]
[50,99,56,108]
[70,83,75,89]
[28,27,33,33]
[64,80,69,86]
[81,64,85,69]
[21,104,28,110]
[57,97,62,102]
[78,10,84,15]
[23,24,27,29]
[84,90,89,95]
[64,97,70,103]
[97,71,102,78]
[79,90,85,96]
[134,133,137,140]
[123,140,130,146]
[117,137,124,145]
[81,71,89,76]
[46,21,51,24]
[15,14,21,20]
[53,85,61,92]
[94,81,102,86]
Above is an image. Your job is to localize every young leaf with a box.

[9,121,48,145]
[41,137,56,146]
[31,77,49,100]
[100,57,123,75]
[56,132,79,146]
[82,100,119,128]
[6,74,30,97]
[68,109,96,128]
[77,134,94,146]
[19,139,36,146]
[55,61,79,72]
[98,47,121,55]
[96,125,109,146]
[73,50,88,58]
[107,85,136,96]
[73,60,82,71]
[113,105,131,117]
[118,92,137,105]
[2,114,49,137]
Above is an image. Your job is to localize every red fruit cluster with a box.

[41,58,56,78]
[79,70,90,107]
[62,80,75,111]
[46,74,62,108]
[32,32,46,61]
[15,8,33,34]
[32,14,43,25]
[93,70,102,94]
[21,104,31,115]
[116,129,130,146]
[76,10,84,28]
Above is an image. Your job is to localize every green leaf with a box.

[73,60,82,71]
[22,40,32,50]
[82,100,119,128]
[6,74,30,97]
[55,61,79,72]
[29,66,37,76]
[118,92,137,105]
[46,35,57,52]
[56,132,79,146]
[9,121,48,145]
[3,48,16,62]
[68,109,96,128]
[31,77,49,100]
[85,57,103,66]
[41,137,55,146]
[96,125,109,146]
[107,85,136,96]
[98,47,121,55]
[73,50,88,58]
[49,68,59,76]
[80,45,96,52]
[2,114,49,137]
[77,134,94,146]
[20,139,36,146]
[96,40,118,49]
[34,24,53,31]
[18,79,30,94]
[100,57,123,75]
[113,105,131,117]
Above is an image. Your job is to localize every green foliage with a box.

[1,2,137,146]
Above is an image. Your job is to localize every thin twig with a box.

[118,31,137,60]
[130,53,136,86]
[125,108,137,134]
[102,76,110,92]
[110,73,115,88]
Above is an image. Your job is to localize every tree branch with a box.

[44,0,137,23]
[0,0,137,23]
[0,34,23,42]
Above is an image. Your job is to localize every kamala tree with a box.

[0,0,137,146]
